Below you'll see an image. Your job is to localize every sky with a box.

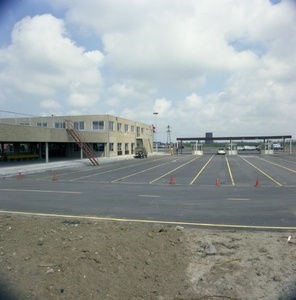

[0,0,295,142]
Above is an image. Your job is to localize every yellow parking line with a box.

[240,157,282,186]
[36,159,157,180]
[149,156,200,184]
[273,157,296,164]
[225,155,235,186]
[190,155,214,185]
[111,158,182,182]
[258,157,296,173]
[70,157,168,181]
[1,210,296,230]
[35,167,95,180]
[0,189,81,194]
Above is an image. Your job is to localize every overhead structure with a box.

[166,125,171,146]
[177,135,293,155]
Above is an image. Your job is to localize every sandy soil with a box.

[0,215,296,300]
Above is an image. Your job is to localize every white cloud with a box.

[106,97,120,107]
[1,0,296,139]
[40,99,62,109]
[0,14,104,114]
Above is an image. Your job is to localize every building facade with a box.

[0,114,153,162]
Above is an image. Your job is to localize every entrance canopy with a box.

[177,135,293,154]
[177,135,292,142]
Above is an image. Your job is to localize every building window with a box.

[137,127,140,137]
[141,128,144,135]
[150,129,152,135]
[20,143,31,152]
[73,144,80,151]
[93,143,104,151]
[74,122,84,131]
[125,124,129,133]
[92,121,104,130]
[6,144,14,152]
[146,128,148,135]
[117,143,122,155]
[36,123,47,127]
[117,123,122,132]
[131,143,135,154]
[55,122,65,129]
[20,123,30,126]
[109,121,114,131]
[131,125,135,133]
[125,143,129,155]
[109,143,114,151]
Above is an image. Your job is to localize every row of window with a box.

[74,142,136,154]
[36,121,152,135]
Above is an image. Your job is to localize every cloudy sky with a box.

[0,0,295,142]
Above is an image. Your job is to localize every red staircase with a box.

[65,120,99,166]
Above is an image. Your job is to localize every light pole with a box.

[153,112,158,152]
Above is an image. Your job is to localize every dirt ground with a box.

[0,215,296,300]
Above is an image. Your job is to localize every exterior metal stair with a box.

[64,120,99,166]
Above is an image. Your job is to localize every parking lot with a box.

[8,151,295,187]
[0,151,296,229]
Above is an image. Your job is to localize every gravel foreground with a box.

[0,215,296,300]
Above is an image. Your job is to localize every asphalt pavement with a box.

[0,151,296,230]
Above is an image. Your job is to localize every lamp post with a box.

[153,112,158,151]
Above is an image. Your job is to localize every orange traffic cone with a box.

[18,172,22,180]
[169,175,175,184]
[254,178,261,187]
[52,172,57,181]
[215,177,220,186]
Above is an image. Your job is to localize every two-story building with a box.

[0,113,154,163]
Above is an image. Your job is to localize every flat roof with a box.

[177,135,292,141]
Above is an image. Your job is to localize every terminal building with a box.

[0,113,154,164]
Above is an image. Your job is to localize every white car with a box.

[243,145,256,151]
[217,148,226,155]
[236,146,243,151]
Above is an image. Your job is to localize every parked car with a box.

[217,148,226,155]
[135,147,148,158]
[243,145,256,151]
[236,146,243,151]
[273,144,283,150]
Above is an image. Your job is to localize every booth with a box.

[226,141,237,155]
[259,141,274,155]
[192,142,203,155]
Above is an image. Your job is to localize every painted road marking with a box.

[111,158,183,182]
[227,198,250,201]
[225,155,235,186]
[258,157,296,173]
[139,195,160,198]
[149,156,200,184]
[240,156,283,186]
[35,167,96,180]
[0,189,81,194]
[190,155,214,185]
[273,157,296,165]
[35,159,152,180]
[0,210,296,230]
[70,157,169,182]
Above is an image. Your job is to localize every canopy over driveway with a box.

[176,135,293,153]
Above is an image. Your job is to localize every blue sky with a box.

[0,0,295,142]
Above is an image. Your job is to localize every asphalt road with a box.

[1,151,296,230]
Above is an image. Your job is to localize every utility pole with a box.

[166,125,171,146]
[153,112,158,151]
